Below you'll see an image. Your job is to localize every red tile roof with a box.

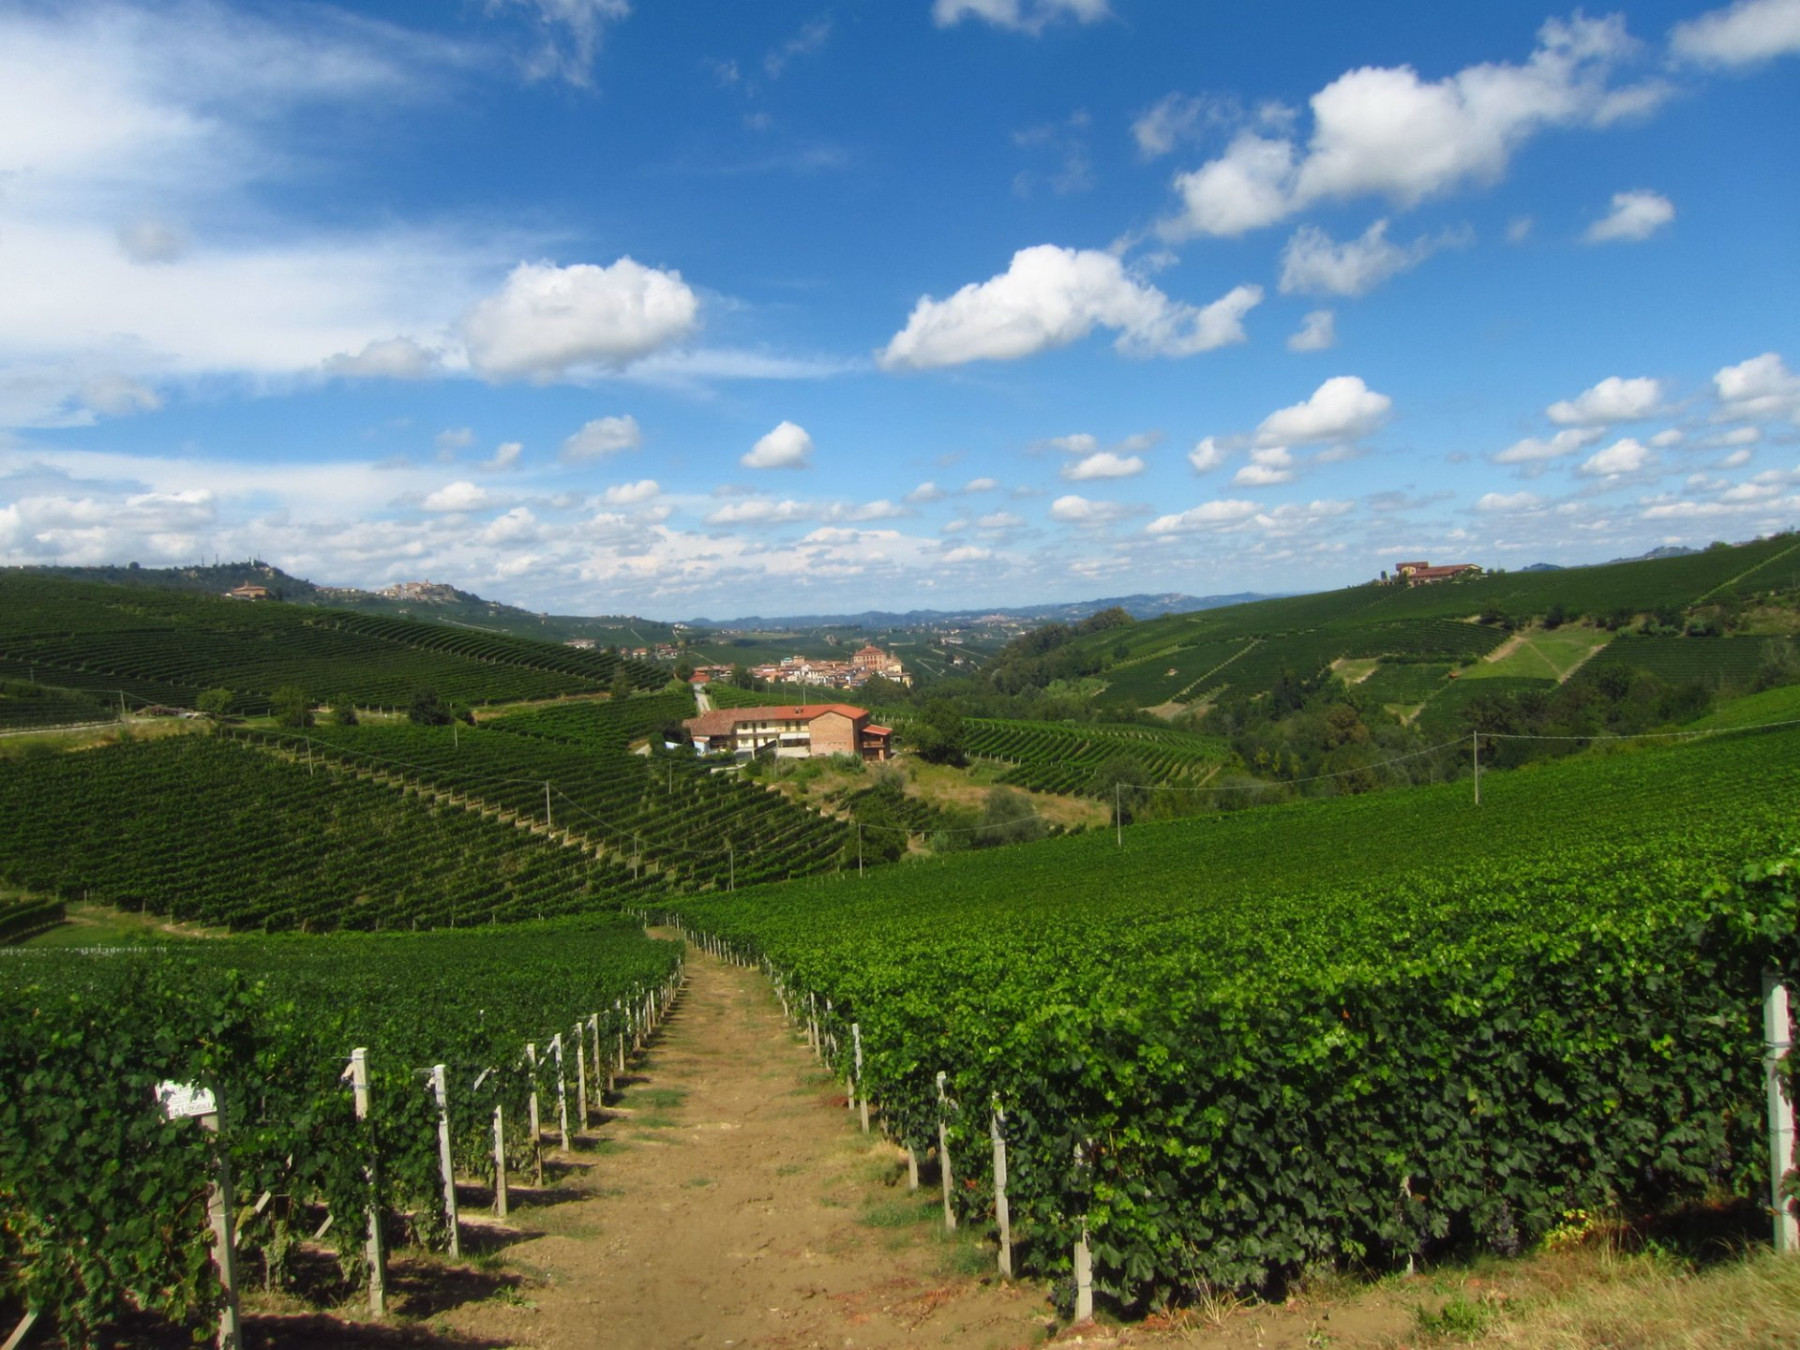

[682,704,869,738]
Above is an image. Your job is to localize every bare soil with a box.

[433,950,1055,1350]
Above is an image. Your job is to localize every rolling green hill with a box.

[0,572,667,714]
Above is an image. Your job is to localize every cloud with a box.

[490,0,631,87]
[931,0,1110,35]
[940,544,993,563]
[1063,451,1145,480]
[1547,375,1665,425]
[436,427,476,454]
[480,506,539,545]
[421,480,492,512]
[1287,310,1336,352]
[322,336,441,379]
[600,479,660,506]
[1492,427,1603,464]
[1584,189,1674,243]
[764,17,831,78]
[977,510,1026,529]
[1671,0,1800,66]
[1650,428,1686,447]
[1187,436,1230,473]
[1146,499,1260,534]
[1255,375,1392,446]
[1157,14,1662,238]
[878,245,1260,369]
[705,497,816,526]
[1049,494,1134,525]
[461,259,699,382]
[1578,437,1657,477]
[963,476,1000,493]
[1233,446,1295,486]
[1714,352,1800,422]
[118,219,187,265]
[905,481,946,503]
[1278,219,1467,297]
[742,420,814,469]
[79,373,162,418]
[1132,92,1244,159]
[561,414,643,461]
[481,442,523,472]
[1476,490,1545,512]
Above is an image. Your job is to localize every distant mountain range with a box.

[683,592,1275,630]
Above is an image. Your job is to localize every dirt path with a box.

[439,949,1050,1350]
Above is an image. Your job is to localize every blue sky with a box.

[0,0,1796,619]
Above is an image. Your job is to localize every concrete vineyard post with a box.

[588,1013,602,1095]
[1766,971,1798,1254]
[492,1103,509,1218]
[344,1048,386,1316]
[551,1033,571,1152]
[429,1065,460,1258]
[152,1081,243,1350]
[1074,1227,1094,1323]
[852,1023,869,1133]
[936,1072,956,1231]
[905,1147,920,1192]
[1472,731,1481,806]
[526,1043,543,1186]
[575,1022,589,1127]
[991,1099,1012,1279]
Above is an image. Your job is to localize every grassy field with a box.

[1462,626,1613,682]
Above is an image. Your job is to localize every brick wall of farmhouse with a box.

[809,711,859,757]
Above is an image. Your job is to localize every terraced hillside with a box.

[0,572,666,713]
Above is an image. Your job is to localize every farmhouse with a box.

[1391,560,1481,586]
[224,584,270,601]
[682,704,893,762]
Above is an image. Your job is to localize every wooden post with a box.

[1766,971,1797,1254]
[492,1103,509,1218]
[1074,1227,1094,1323]
[1472,730,1481,806]
[936,1072,956,1231]
[429,1065,460,1257]
[992,1098,1012,1278]
[575,1022,589,1127]
[552,1033,571,1152]
[345,1049,385,1316]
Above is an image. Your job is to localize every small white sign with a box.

[156,1080,216,1120]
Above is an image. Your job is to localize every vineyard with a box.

[669,725,1800,1308]
[0,737,663,931]
[953,717,1224,795]
[230,716,852,891]
[1,922,681,1344]
[0,679,118,731]
[0,574,666,713]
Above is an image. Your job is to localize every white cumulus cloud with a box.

[1158,14,1661,239]
[742,420,814,470]
[1476,490,1545,512]
[461,259,699,382]
[1188,436,1230,472]
[1146,499,1260,534]
[1049,494,1134,526]
[1578,437,1656,477]
[1714,352,1800,422]
[1255,375,1392,446]
[561,414,643,461]
[1584,190,1674,243]
[421,481,492,512]
[1278,219,1466,297]
[1233,446,1295,486]
[603,479,660,506]
[322,336,440,380]
[1493,427,1603,464]
[1547,375,1665,425]
[1063,451,1145,480]
[1671,0,1800,66]
[1287,310,1337,352]
[878,245,1260,369]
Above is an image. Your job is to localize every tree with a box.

[731,663,755,690]
[909,699,966,766]
[1087,755,1151,823]
[333,699,359,727]
[409,687,454,726]
[611,669,634,701]
[272,685,312,729]
[974,787,1047,848]
[196,688,233,719]
[674,659,696,683]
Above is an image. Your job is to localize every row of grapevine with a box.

[487,690,698,748]
[0,574,665,709]
[231,720,851,891]
[0,897,64,943]
[1,923,682,1346]
[0,680,120,730]
[666,726,1800,1310]
[0,737,662,931]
